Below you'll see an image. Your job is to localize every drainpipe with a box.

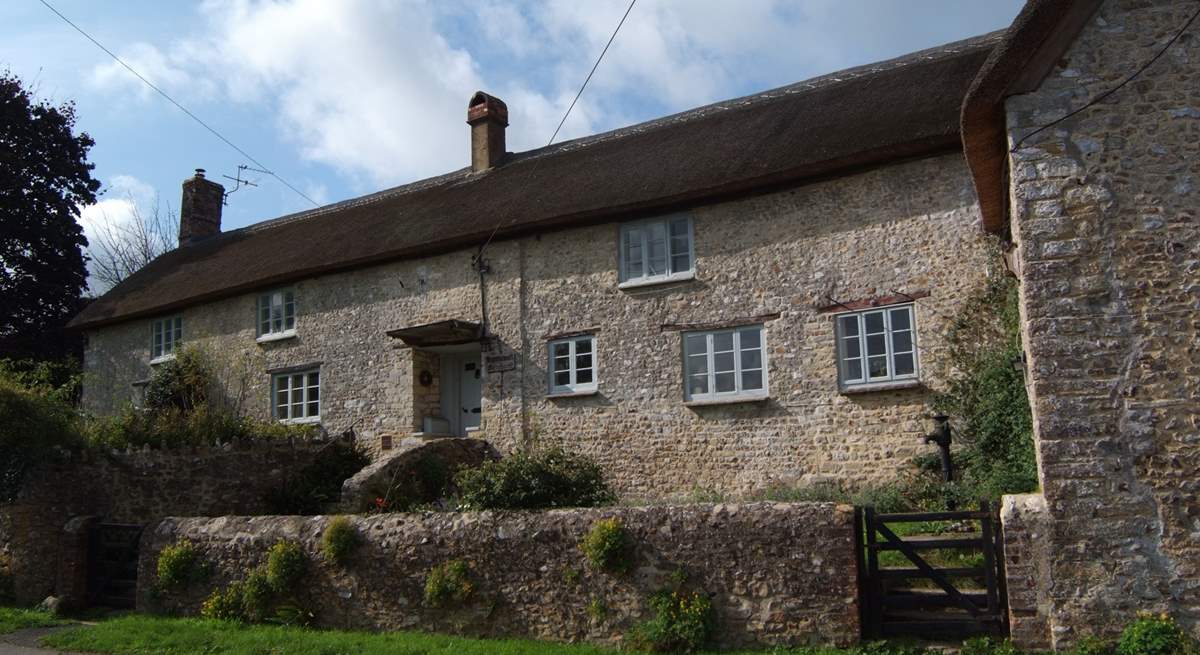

[472,249,491,339]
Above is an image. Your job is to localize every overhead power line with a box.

[477,0,637,257]
[38,0,320,208]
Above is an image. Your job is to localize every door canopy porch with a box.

[386,319,482,348]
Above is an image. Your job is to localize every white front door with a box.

[458,356,482,435]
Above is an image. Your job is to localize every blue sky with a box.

[2,0,1022,285]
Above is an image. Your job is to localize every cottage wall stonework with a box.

[1004,0,1200,647]
[82,153,997,497]
[139,503,860,649]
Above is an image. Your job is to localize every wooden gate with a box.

[87,523,143,608]
[859,502,1007,639]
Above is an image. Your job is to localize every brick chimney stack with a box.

[467,91,508,172]
[179,168,224,246]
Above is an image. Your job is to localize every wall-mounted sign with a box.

[486,353,517,373]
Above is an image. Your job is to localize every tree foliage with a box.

[0,73,99,362]
[87,196,174,292]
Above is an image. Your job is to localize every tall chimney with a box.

[179,168,224,246]
[467,91,508,172]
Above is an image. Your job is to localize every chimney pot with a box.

[467,91,508,172]
[179,168,224,246]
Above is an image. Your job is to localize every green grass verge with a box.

[0,606,66,634]
[40,614,884,655]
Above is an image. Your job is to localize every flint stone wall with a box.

[140,503,860,649]
[1005,0,1200,647]
[0,440,331,605]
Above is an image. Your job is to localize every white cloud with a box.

[85,0,1021,190]
[78,175,162,294]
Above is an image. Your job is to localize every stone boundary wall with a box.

[0,439,333,605]
[139,503,861,649]
[1001,494,1053,650]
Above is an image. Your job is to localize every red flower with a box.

[374,497,387,509]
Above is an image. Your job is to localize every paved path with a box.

[0,626,91,655]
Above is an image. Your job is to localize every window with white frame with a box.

[272,369,320,421]
[835,304,918,387]
[151,316,182,361]
[548,335,597,394]
[682,324,767,401]
[257,289,296,337]
[619,214,694,284]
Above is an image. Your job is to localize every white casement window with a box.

[619,214,694,285]
[548,335,597,394]
[257,289,296,339]
[836,304,919,387]
[272,369,320,422]
[150,316,182,362]
[682,325,768,401]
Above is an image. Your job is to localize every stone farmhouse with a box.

[68,0,1198,646]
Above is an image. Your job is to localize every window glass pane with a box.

[843,337,861,358]
[713,332,734,352]
[290,385,303,405]
[670,253,690,273]
[575,338,592,354]
[684,334,707,357]
[687,353,708,375]
[575,353,592,370]
[576,369,593,384]
[868,356,889,378]
[741,369,763,391]
[646,221,667,276]
[890,308,911,331]
[864,312,885,334]
[838,315,859,337]
[714,372,736,393]
[844,359,863,381]
[866,334,887,357]
[284,313,295,331]
[306,401,319,417]
[553,356,570,372]
[741,349,762,370]
[713,352,735,373]
[739,328,761,349]
[309,371,319,387]
[689,375,709,396]
[623,227,643,279]
[894,353,915,376]
[552,342,569,358]
[554,371,570,386]
[892,331,913,354]
[669,217,689,239]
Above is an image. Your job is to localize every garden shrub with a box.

[265,540,306,592]
[0,373,83,502]
[627,588,714,653]
[155,540,208,590]
[200,581,246,621]
[144,346,211,413]
[455,446,614,510]
[1073,636,1117,655]
[1118,613,1195,655]
[586,597,608,622]
[962,636,1019,655]
[580,517,632,574]
[264,440,369,514]
[240,568,274,623]
[929,273,1038,507]
[424,559,473,608]
[321,516,360,566]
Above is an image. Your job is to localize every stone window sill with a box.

[545,389,599,399]
[279,416,321,426]
[256,330,297,344]
[684,394,769,407]
[839,379,922,395]
[617,271,696,290]
[149,354,176,366]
